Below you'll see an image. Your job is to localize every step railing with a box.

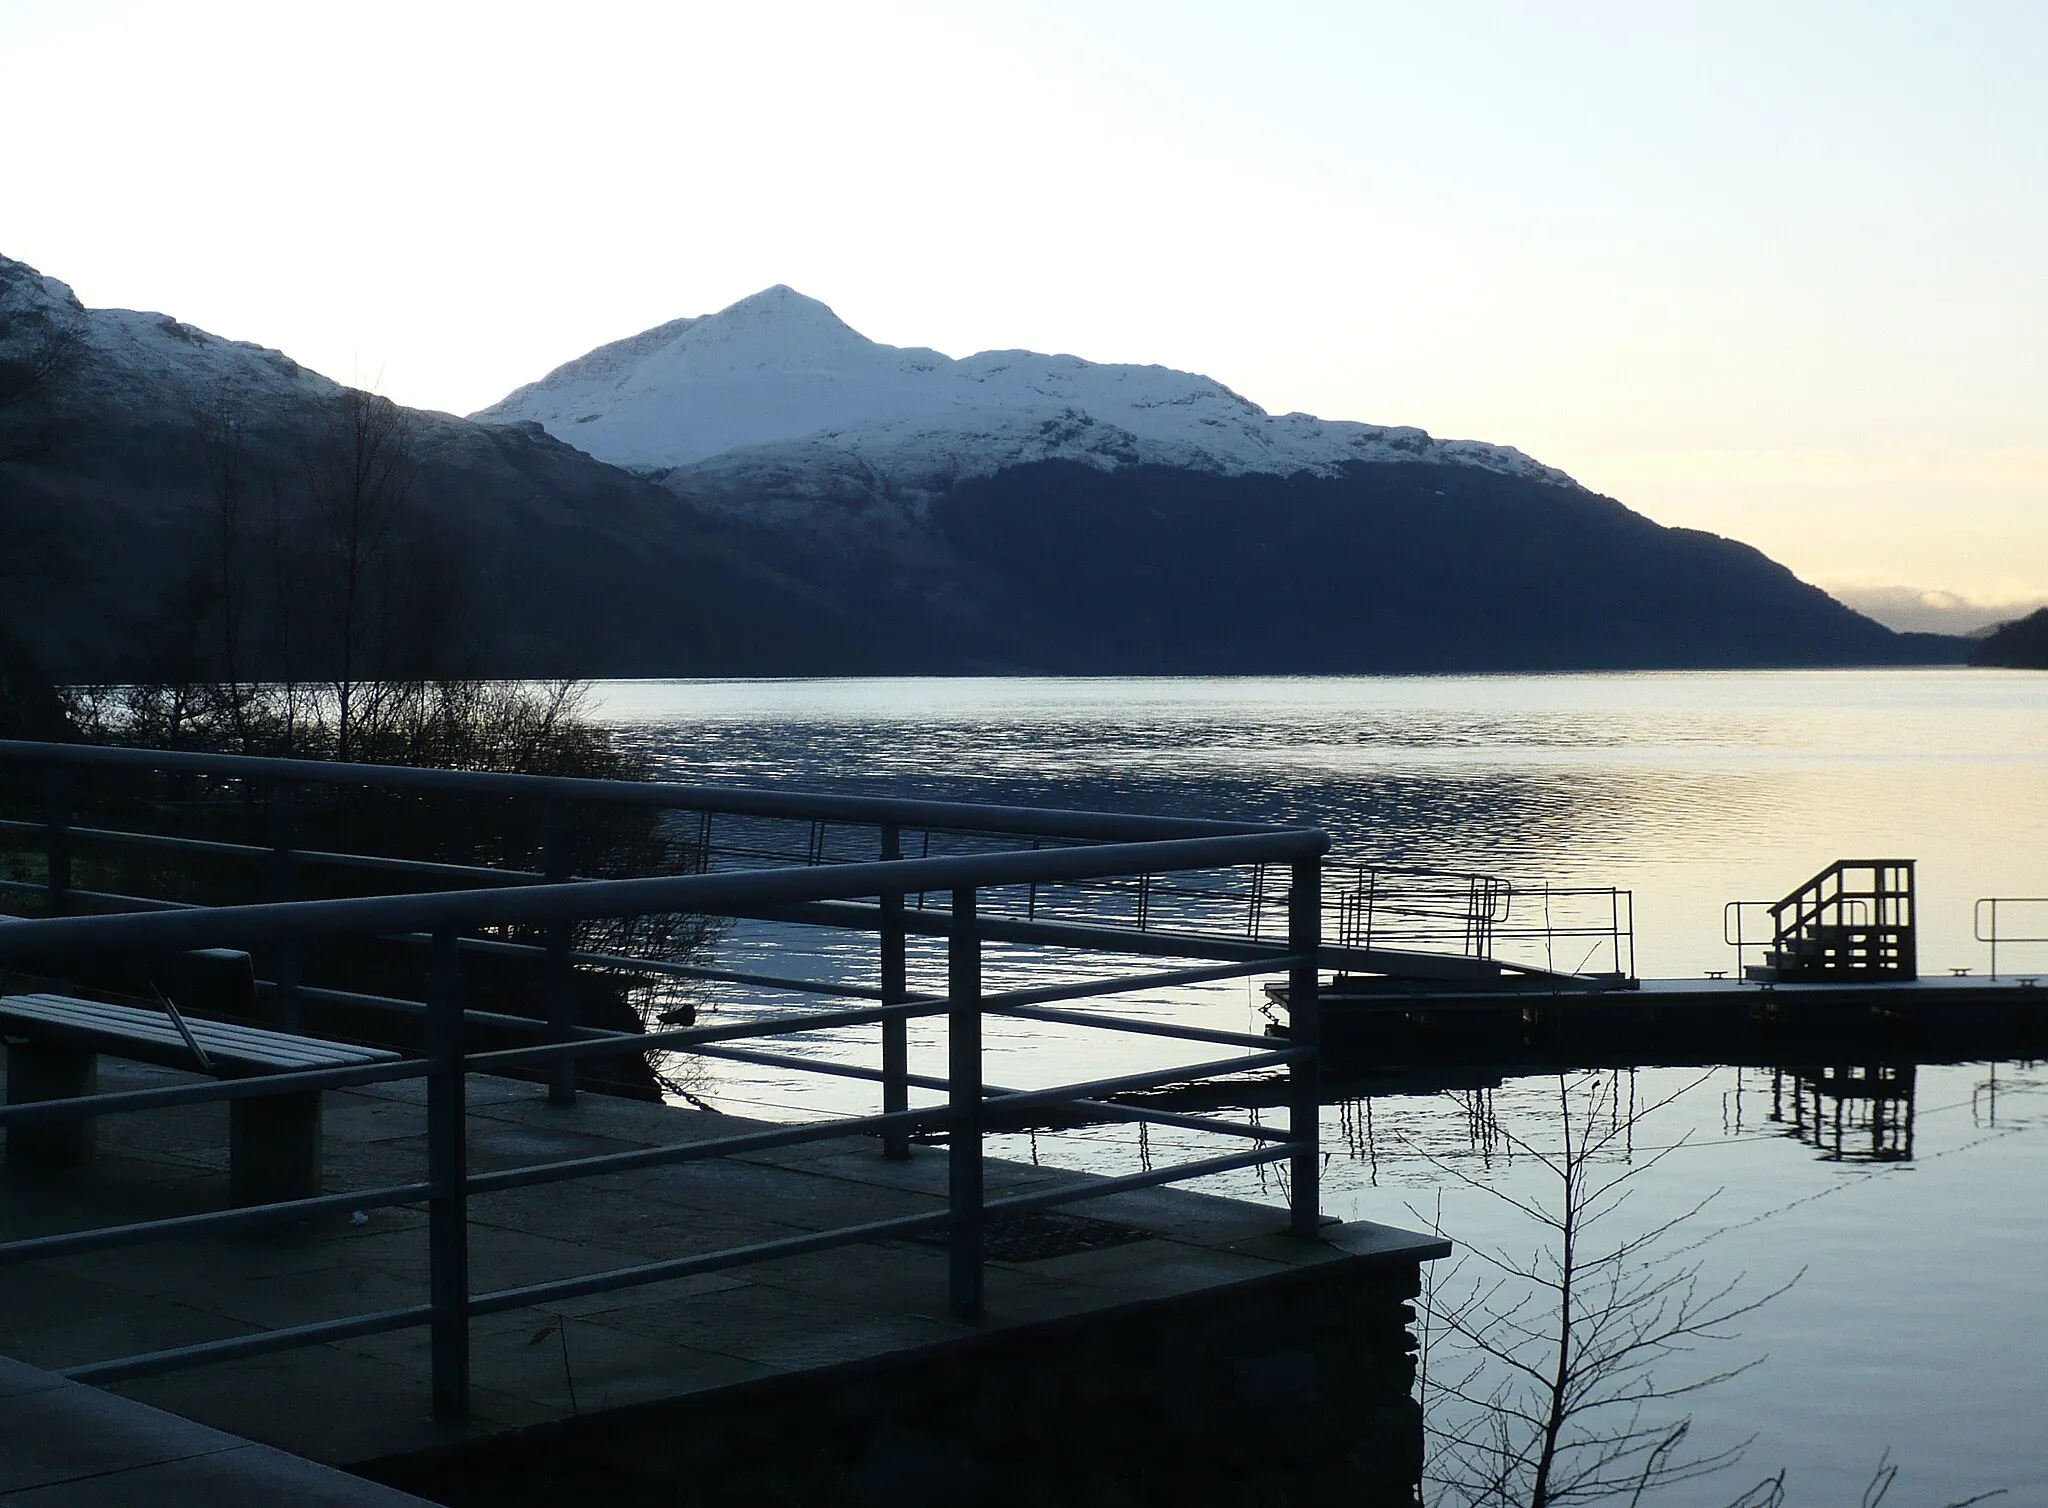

[1762,859,1917,982]
[1974,896,2048,980]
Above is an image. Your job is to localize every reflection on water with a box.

[1162,1056,2041,1502]
[587,671,2048,1505]
[1409,1071,1795,1507]
[1767,1065,1917,1163]
[1336,1062,2046,1507]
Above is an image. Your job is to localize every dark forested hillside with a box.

[924,461,1957,672]
[1969,608,2048,669]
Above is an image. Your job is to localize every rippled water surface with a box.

[587,670,2048,1505]
[591,668,2048,978]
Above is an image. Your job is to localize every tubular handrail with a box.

[0,831,1323,966]
[1975,896,2048,980]
[0,737,1278,842]
[0,744,1334,1422]
[1723,899,1773,975]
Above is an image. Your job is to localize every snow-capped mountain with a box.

[3,250,1956,682]
[472,286,1572,497]
[0,257,338,421]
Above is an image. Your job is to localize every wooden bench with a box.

[1,992,400,1207]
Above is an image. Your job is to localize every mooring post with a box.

[1288,855,1323,1240]
[880,823,910,1159]
[426,928,471,1419]
[948,885,984,1318]
[43,764,71,917]
[269,781,299,1031]
[541,800,575,1106]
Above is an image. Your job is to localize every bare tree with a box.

[1410,1072,1797,1507]
[0,287,81,464]
[297,384,418,763]
[193,376,256,747]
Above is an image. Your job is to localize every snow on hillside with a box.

[0,254,338,419]
[473,286,1573,491]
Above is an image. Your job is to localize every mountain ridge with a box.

[0,251,1966,680]
[470,285,1573,498]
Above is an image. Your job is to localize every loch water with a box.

[589,670,2048,1506]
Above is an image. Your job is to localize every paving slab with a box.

[0,1356,433,1506]
[2,1056,1442,1472]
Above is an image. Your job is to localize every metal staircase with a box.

[1744,859,1916,983]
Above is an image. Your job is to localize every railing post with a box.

[44,764,71,916]
[1288,855,1322,1240]
[880,823,910,1160]
[947,885,983,1318]
[541,801,575,1106]
[269,781,299,1031]
[427,929,470,1419]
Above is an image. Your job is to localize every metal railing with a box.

[0,740,1329,1421]
[1330,864,1510,959]
[1321,864,1634,984]
[1723,899,1774,978]
[1975,897,2048,980]
[1504,883,1636,982]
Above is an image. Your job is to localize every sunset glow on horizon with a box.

[5,0,2043,627]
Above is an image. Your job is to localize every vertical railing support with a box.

[947,885,984,1318]
[880,823,910,1160]
[426,929,470,1419]
[269,781,299,1031]
[541,801,575,1106]
[1288,856,1322,1240]
[43,764,71,917]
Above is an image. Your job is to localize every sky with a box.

[4,0,2044,632]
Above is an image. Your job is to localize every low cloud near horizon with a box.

[1827,586,2048,637]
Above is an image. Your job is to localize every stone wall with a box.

[361,1258,1425,1508]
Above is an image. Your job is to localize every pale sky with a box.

[5,0,2044,629]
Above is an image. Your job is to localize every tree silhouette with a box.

[296,384,420,763]
[1409,1071,1795,1506]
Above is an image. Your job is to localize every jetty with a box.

[0,740,1443,1505]
[1266,858,2048,1059]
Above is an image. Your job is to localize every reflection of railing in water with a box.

[1970,1061,2041,1127]
[1975,896,2048,981]
[1769,1064,1916,1162]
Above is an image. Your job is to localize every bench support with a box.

[5,1042,97,1169]
[228,1091,322,1207]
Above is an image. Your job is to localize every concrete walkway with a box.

[1,1056,1439,1470]
[0,1354,432,1505]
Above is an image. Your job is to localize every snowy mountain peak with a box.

[473,288,1575,491]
